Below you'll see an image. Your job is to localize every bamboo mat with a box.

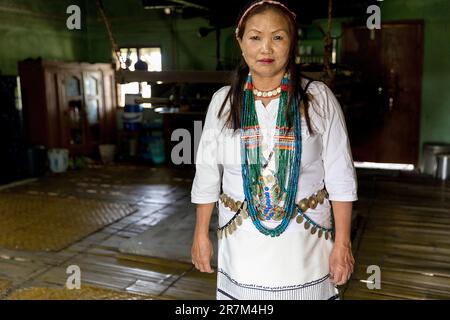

[0,279,11,294]
[118,202,218,265]
[117,254,216,300]
[160,269,217,300]
[343,201,450,300]
[0,193,136,252]
[5,285,153,300]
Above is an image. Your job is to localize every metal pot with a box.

[421,143,450,175]
[436,154,450,180]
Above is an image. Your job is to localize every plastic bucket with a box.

[48,149,69,173]
[99,144,116,164]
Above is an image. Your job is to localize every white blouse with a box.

[191,80,357,229]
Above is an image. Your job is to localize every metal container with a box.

[436,154,450,180]
[421,143,450,175]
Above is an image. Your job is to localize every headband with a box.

[235,0,297,37]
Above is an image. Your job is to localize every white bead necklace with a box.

[253,86,282,98]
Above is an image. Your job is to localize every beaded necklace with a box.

[253,86,281,98]
[240,72,302,237]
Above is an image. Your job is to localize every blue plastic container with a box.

[123,94,143,131]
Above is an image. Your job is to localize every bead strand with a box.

[240,72,302,237]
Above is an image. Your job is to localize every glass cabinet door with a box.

[84,74,98,96]
[60,71,105,152]
[65,74,85,146]
[67,76,81,97]
[83,72,103,144]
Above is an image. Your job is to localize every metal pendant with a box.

[311,227,317,235]
[236,215,242,226]
[317,191,325,204]
[309,198,318,209]
[318,229,323,238]
[304,221,310,230]
[296,215,304,224]
[299,199,309,212]
[325,232,329,240]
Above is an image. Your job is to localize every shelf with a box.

[115,70,233,85]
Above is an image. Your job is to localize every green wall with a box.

[381,0,450,149]
[85,0,239,70]
[0,0,235,74]
[0,0,448,159]
[0,0,88,75]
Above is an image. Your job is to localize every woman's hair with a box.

[218,0,314,133]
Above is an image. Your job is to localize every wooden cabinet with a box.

[19,59,117,155]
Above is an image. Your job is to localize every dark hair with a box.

[218,1,314,134]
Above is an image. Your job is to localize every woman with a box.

[191,0,357,300]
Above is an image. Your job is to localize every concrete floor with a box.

[0,163,449,300]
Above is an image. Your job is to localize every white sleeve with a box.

[318,83,358,202]
[190,90,224,204]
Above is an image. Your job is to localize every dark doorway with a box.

[342,21,424,165]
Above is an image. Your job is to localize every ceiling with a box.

[141,0,379,26]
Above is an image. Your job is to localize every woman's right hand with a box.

[191,234,214,273]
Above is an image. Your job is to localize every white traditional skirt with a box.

[216,199,339,300]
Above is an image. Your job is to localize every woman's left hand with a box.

[329,242,355,285]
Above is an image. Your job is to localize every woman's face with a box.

[238,10,291,80]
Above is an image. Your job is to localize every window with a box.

[115,47,162,107]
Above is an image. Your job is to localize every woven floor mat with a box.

[0,193,137,251]
[5,285,153,300]
[0,279,12,294]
